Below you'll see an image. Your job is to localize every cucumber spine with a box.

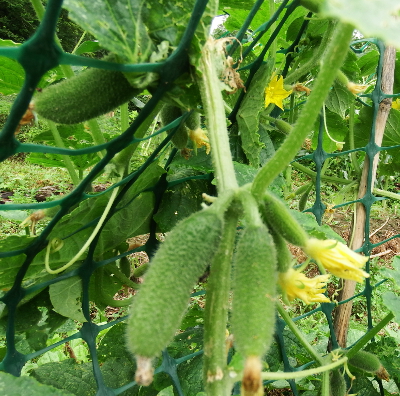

[126,207,224,383]
[232,224,277,357]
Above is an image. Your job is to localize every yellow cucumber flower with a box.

[189,128,211,154]
[347,81,367,95]
[278,268,331,305]
[392,98,400,110]
[265,75,292,110]
[304,238,369,283]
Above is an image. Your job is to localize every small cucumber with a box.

[348,350,382,374]
[160,104,188,149]
[329,369,346,396]
[126,208,223,383]
[261,191,308,247]
[232,224,277,358]
[184,110,201,131]
[298,183,313,212]
[34,55,139,124]
[132,262,149,278]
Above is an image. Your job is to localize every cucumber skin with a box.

[126,209,223,358]
[348,350,382,373]
[231,225,277,357]
[329,369,346,396]
[160,104,188,149]
[35,62,139,124]
[184,111,201,131]
[261,191,308,247]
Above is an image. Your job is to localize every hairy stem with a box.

[203,211,238,396]
[252,22,354,201]
[198,38,239,192]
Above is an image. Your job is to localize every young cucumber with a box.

[261,191,308,248]
[231,224,277,395]
[126,208,223,384]
[160,104,188,149]
[348,350,383,373]
[34,55,139,124]
[329,369,346,396]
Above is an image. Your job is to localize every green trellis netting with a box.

[1,0,400,395]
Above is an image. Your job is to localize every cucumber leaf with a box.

[236,61,273,166]
[0,371,74,396]
[321,0,400,50]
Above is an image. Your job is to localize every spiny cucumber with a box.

[184,110,201,131]
[126,208,223,385]
[261,191,308,247]
[232,224,277,357]
[231,224,277,395]
[160,104,188,149]
[348,350,384,375]
[329,369,346,396]
[34,55,139,124]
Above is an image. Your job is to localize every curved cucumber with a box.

[231,224,277,358]
[126,208,223,360]
[35,56,139,124]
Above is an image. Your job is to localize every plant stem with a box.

[321,371,330,396]
[345,312,394,359]
[277,302,324,365]
[252,22,355,201]
[260,357,348,380]
[349,100,361,175]
[203,210,238,396]
[112,102,163,176]
[198,38,239,192]
[47,121,80,185]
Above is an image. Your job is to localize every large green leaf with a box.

[325,81,354,119]
[236,61,273,166]
[0,236,53,291]
[153,170,211,233]
[0,57,24,95]
[49,277,86,322]
[0,371,74,396]
[353,106,400,149]
[321,0,400,50]
[290,210,345,242]
[312,108,348,153]
[63,0,154,65]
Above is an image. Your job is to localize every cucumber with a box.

[132,262,149,278]
[261,191,308,247]
[231,224,277,356]
[231,224,276,395]
[184,110,201,131]
[329,369,346,396]
[298,183,313,212]
[160,104,188,149]
[34,55,139,124]
[126,207,223,384]
[348,350,382,374]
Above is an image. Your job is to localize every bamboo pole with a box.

[333,46,396,347]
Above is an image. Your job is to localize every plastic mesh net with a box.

[0,1,399,395]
